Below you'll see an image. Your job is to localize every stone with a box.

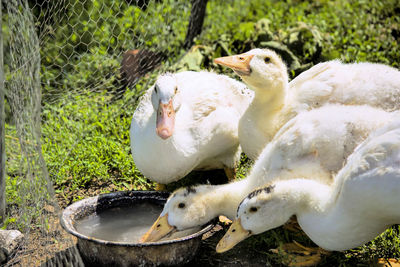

[0,229,24,264]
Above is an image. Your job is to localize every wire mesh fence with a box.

[1,0,201,264]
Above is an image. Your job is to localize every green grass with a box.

[4,0,400,264]
[200,0,400,66]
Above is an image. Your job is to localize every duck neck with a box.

[245,80,288,141]
[273,179,333,214]
[205,179,258,220]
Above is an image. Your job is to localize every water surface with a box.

[75,202,199,243]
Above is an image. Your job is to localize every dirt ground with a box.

[185,224,274,266]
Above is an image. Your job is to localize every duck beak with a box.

[214,54,254,76]
[216,218,251,253]
[140,213,176,242]
[156,99,175,140]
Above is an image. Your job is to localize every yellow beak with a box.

[216,218,251,253]
[214,54,254,76]
[140,213,175,242]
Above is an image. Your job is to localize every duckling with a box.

[215,49,400,159]
[130,71,253,188]
[217,118,400,253]
[140,104,399,242]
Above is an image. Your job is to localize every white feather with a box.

[157,105,398,230]
[236,118,400,251]
[130,71,253,184]
[228,49,400,159]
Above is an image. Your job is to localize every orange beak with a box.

[156,99,175,140]
[214,53,254,76]
[140,213,176,242]
[216,218,251,253]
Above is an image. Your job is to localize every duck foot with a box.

[224,167,236,181]
[270,241,330,267]
[155,183,166,191]
[283,216,304,235]
[377,258,400,267]
[218,215,232,225]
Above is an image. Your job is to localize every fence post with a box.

[184,0,209,49]
[0,0,6,224]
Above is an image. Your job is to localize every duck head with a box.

[151,73,182,140]
[214,48,288,91]
[216,183,295,253]
[140,185,213,242]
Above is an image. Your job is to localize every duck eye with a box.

[264,57,270,63]
[249,207,258,213]
[178,202,185,209]
[238,56,245,61]
[174,87,178,94]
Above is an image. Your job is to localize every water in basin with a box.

[75,202,199,243]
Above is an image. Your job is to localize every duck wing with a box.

[288,60,343,110]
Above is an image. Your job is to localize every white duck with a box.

[217,118,400,252]
[215,49,400,159]
[130,71,253,186]
[140,104,399,242]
